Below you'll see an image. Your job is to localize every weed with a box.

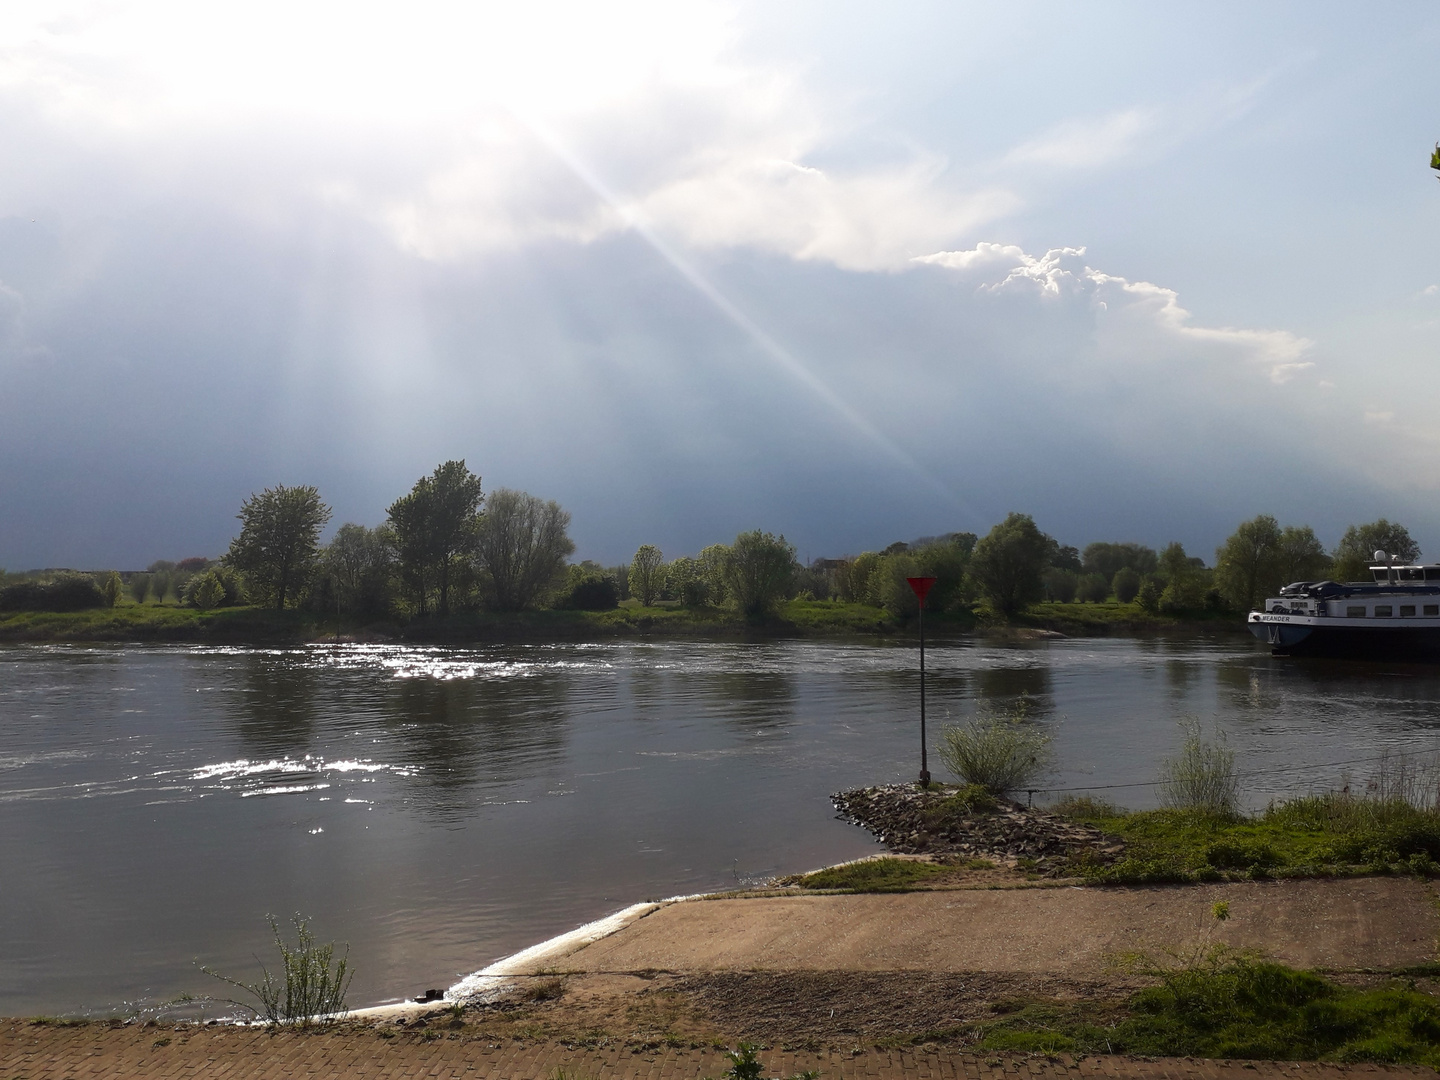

[1158,720,1238,817]
[937,699,1053,796]
[201,914,353,1025]
[1048,794,1121,820]
[710,1042,820,1080]
[525,976,567,1002]
[1212,901,1230,922]
[152,1036,171,1048]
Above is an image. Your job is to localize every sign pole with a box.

[906,577,938,787]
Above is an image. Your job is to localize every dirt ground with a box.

[540,877,1440,978]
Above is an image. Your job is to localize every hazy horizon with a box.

[3,2,1438,569]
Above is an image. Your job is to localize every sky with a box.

[1,1,1439,569]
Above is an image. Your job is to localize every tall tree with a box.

[475,489,575,611]
[1213,515,1282,612]
[1331,520,1419,582]
[224,485,331,610]
[724,531,797,620]
[969,512,1052,617]
[386,460,483,617]
[1274,525,1330,585]
[629,545,665,606]
[324,523,396,618]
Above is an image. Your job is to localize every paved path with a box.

[549,879,1439,976]
[2,1022,1433,1080]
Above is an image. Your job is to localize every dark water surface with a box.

[5,634,1440,1017]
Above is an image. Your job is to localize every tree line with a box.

[0,466,1424,622]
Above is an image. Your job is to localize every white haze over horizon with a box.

[2,0,1439,569]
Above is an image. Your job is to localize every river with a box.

[4,633,1440,1018]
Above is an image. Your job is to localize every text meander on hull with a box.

[1250,555,1440,656]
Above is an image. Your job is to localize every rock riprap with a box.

[832,785,1125,876]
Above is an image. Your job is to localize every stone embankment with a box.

[833,784,1124,875]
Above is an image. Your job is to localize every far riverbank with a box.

[0,597,1245,645]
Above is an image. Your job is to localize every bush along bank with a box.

[832,782,1440,885]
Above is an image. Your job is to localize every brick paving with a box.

[1,1022,1432,1080]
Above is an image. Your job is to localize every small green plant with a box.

[202,914,353,1025]
[1158,720,1238,817]
[937,699,1053,796]
[709,1043,819,1080]
[1212,900,1230,921]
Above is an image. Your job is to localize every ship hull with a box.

[1249,613,1440,657]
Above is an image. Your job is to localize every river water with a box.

[5,633,1440,1018]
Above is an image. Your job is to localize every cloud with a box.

[1000,107,1158,171]
[916,243,1314,383]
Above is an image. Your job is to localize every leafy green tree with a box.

[836,551,881,604]
[666,556,710,606]
[1112,567,1141,604]
[1136,578,1162,613]
[724,531,798,619]
[1274,525,1330,585]
[324,523,396,618]
[629,545,665,606]
[1331,520,1420,582]
[96,570,122,607]
[1042,567,1077,602]
[878,533,976,617]
[386,461,483,617]
[970,513,1053,617]
[1213,515,1282,612]
[1076,573,1109,603]
[1082,542,1158,580]
[224,484,331,610]
[475,489,575,611]
[697,544,732,605]
[190,572,225,610]
[129,573,151,605]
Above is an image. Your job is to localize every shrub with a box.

[937,700,1054,796]
[1158,721,1239,817]
[96,570,122,607]
[188,572,225,611]
[0,577,107,612]
[1136,578,1161,613]
[1112,567,1141,603]
[203,915,353,1025]
[566,569,618,610]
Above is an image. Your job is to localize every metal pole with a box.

[919,602,930,786]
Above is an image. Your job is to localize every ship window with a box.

[1428,605,1440,617]
[1373,569,1391,582]
[1375,605,1393,617]
[1427,569,1440,582]
[1347,606,1367,617]
[1401,605,1417,617]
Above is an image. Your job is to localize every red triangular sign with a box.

[906,576,938,604]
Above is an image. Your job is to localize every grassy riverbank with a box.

[0,596,1249,645]
[0,598,928,644]
[1056,794,1440,884]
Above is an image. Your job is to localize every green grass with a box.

[0,604,318,643]
[782,857,952,891]
[1053,793,1440,883]
[964,954,1440,1065]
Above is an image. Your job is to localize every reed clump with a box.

[937,699,1053,797]
[203,914,353,1025]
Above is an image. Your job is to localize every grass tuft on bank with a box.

[1053,790,1440,883]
